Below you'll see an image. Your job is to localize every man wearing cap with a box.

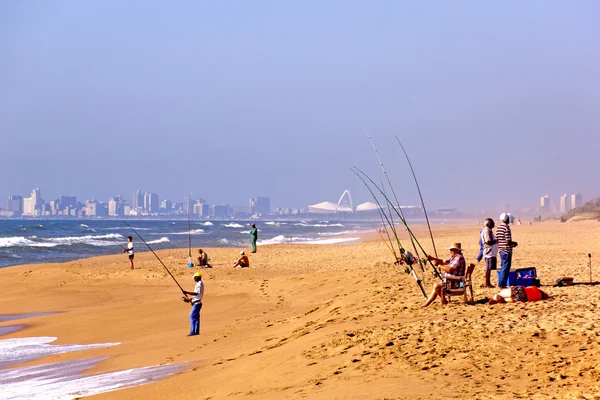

[422,242,467,307]
[233,250,250,268]
[497,213,517,288]
[250,223,258,253]
[182,272,204,336]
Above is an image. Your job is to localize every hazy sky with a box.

[1,1,598,212]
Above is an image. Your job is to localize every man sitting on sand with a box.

[422,242,467,307]
[233,251,250,268]
[197,249,212,268]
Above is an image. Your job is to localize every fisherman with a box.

[197,249,212,268]
[123,236,134,269]
[497,213,517,288]
[250,223,258,253]
[479,218,498,288]
[421,242,467,307]
[182,272,204,336]
[233,250,250,268]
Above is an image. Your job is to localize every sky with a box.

[1,0,598,213]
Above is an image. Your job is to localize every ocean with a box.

[0,219,371,269]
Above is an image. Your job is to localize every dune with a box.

[1,221,599,399]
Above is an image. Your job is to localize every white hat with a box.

[499,213,509,223]
[240,251,245,255]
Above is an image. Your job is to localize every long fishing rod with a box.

[364,128,425,271]
[363,210,396,259]
[395,136,438,258]
[354,167,444,283]
[351,168,427,297]
[124,221,188,297]
[187,190,194,267]
[379,177,399,261]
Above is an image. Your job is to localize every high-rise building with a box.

[22,188,44,216]
[132,190,144,210]
[570,193,583,210]
[7,196,23,215]
[559,194,568,214]
[108,195,124,217]
[213,204,230,218]
[143,192,159,213]
[540,195,550,213]
[161,199,172,212]
[249,197,270,215]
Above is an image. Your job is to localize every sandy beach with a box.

[1,221,600,399]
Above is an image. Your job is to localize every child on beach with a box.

[123,236,134,269]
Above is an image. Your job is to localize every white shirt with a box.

[192,281,204,303]
[481,227,498,258]
[127,242,134,255]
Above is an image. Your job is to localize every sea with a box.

[0,219,371,269]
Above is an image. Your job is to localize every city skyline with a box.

[2,2,599,213]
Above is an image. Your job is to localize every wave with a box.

[217,238,229,244]
[146,237,169,244]
[302,237,360,245]
[0,237,57,248]
[170,229,205,235]
[294,223,345,227]
[201,221,214,226]
[317,230,356,237]
[103,227,152,231]
[222,223,244,228]
[79,224,89,228]
[32,224,45,229]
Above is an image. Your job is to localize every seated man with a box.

[197,249,212,268]
[233,251,250,268]
[422,242,467,307]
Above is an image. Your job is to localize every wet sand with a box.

[1,220,599,399]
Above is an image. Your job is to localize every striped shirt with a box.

[496,222,512,253]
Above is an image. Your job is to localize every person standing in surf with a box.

[182,272,204,336]
[250,223,258,253]
[123,236,134,269]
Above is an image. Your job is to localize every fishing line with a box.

[395,135,438,258]
[124,221,188,297]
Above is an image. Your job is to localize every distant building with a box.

[540,195,550,214]
[7,195,23,215]
[249,197,270,215]
[22,188,43,216]
[233,205,252,219]
[132,190,144,211]
[571,193,583,210]
[144,192,159,213]
[213,204,230,218]
[161,199,172,213]
[108,195,125,217]
[559,194,568,214]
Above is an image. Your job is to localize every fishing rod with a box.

[395,136,438,258]
[589,254,593,283]
[354,167,444,283]
[379,177,399,261]
[124,221,188,298]
[363,210,396,259]
[364,128,425,271]
[187,190,194,267]
[351,168,427,297]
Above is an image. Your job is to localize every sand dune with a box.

[1,221,599,399]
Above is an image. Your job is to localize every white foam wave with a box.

[146,237,170,244]
[0,237,57,248]
[302,237,360,245]
[317,230,356,237]
[217,238,229,244]
[170,229,205,235]
[222,223,244,228]
[294,223,345,227]
[79,224,89,228]
[201,221,214,226]
[46,234,124,246]
[0,336,119,368]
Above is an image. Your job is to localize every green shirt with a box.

[251,227,258,238]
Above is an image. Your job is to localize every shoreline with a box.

[1,221,599,398]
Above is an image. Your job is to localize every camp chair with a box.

[444,263,476,305]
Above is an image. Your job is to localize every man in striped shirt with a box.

[496,213,516,288]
